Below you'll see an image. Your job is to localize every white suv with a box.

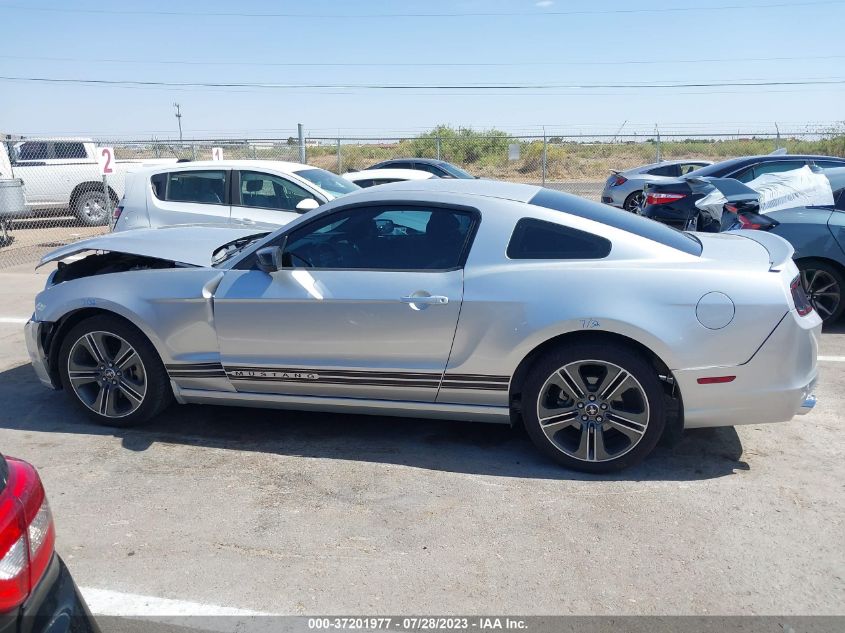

[113,160,360,232]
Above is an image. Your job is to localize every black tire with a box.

[622,191,644,212]
[521,342,666,473]
[798,259,845,324]
[58,314,172,427]
[72,189,110,226]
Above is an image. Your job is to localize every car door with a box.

[11,141,51,206]
[229,169,318,228]
[213,203,479,402]
[147,169,231,227]
[830,189,845,254]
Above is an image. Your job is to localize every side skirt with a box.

[172,386,511,424]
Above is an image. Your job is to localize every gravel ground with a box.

[0,267,842,616]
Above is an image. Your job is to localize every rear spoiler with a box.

[729,230,794,271]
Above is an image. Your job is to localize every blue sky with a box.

[0,0,843,139]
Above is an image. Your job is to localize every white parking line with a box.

[0,317,27,324]
[80,586,272,616]
[819,355,845,362]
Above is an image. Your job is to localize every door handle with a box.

[237,218,255,225]
[400,295,449,305]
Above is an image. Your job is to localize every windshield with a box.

[295,168,360,197]
[438,162,475,179]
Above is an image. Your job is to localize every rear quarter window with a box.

[507,218,611,260]
[150,173,167,199]
[530,188,702,256]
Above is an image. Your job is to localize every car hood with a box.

[36,226,264,268]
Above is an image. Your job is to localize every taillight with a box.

[791,276,814,317]
[113,205,123,220]
[737,214,764,230]
[0,458,55,613]
[612,175,627,186]
[645,192,686,205]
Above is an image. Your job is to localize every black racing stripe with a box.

[444,373,510,383]
[227,375,439,389]
[225,366,442,380]
[440,383,509,391]
[167,371,226,378]
[166,363,224,371]
[225,367,509,382]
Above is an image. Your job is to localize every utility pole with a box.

[173,103,183,144]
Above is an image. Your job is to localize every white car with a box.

[113,160,361,232]
[0,137,174,226]
[342,168,435,188]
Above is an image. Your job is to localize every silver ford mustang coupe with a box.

[25,179,821,472]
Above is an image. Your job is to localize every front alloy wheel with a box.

[67,331,147,418]
[58,315,173,426]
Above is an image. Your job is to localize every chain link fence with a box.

[2,130,844,269]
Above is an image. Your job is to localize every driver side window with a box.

[280,206,477,270]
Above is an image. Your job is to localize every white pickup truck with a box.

[0,138,174,226]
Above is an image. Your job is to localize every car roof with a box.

[688,154,845,177]
[621,159,712,174]
[359,177,541,202]
[345,168,434,180]
[14,137,93,143]
[377,157,447,166]
[128,159,314,176]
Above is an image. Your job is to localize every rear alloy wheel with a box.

[522,344,665,472]
[59,315,172,426]
[73,190,110,226]
[623,191,644,212]
[799,260,844,324]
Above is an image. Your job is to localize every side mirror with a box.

[255,246,283,273]
[295,198,320,212]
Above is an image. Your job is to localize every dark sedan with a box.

[0,454,99,633]
[727,168,845,323]
[366,158,475,179]
[641,154,845,231]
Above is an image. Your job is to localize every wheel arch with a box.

[69,181,119,206]
[507,330,683,437]
[45,307,165,386]
[794,254,845,278]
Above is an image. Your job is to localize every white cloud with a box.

[536,0,554,6]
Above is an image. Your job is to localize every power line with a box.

[1,53,843,68]
[0,0,840,18]
[1,75,844,90]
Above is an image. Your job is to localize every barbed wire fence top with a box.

[1,126,844,269]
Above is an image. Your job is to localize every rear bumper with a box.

[677,310,821,428]
[3,554,100,633]
[600,186,626,207]
[25,319,59,390]
[641,204,689,227]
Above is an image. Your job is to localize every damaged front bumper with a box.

[25,319,59,390]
